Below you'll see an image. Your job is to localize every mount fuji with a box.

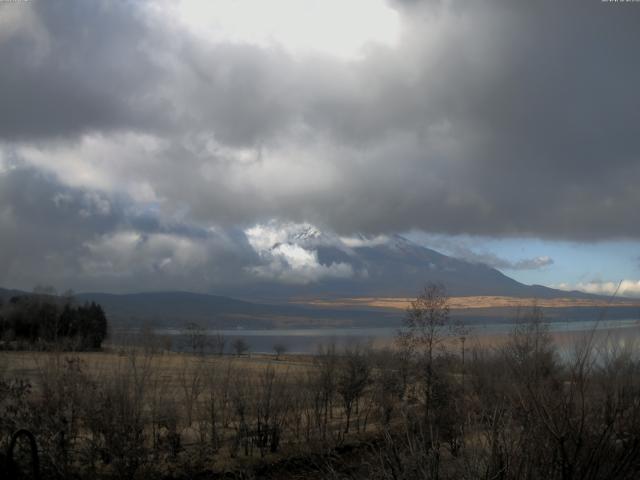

[226,223,589,300]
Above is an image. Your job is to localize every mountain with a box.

[72,291,401,329]
[315,235,563,298]
[230,228,593,300]
[0,286,402,328]
[2,228,598,307]
[0,287,25,301]
[2,230,612,329]
[3,285,636,331]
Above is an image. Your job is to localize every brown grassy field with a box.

[0,349,314,403]
[3,314,640,479]
[296,295,640,310]
[0,348,327,478]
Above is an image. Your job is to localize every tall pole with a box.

[460,335,466,391]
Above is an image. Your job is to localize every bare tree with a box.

[203,360,234,451]
[232,338,249,357]
[253,366,290,456]
[211,332,226,356]
[337,345,371,433]
[396,283,457,421]
[273,343,287,360]
[178,356,205,427]
[184,322,207,355]
[139,323,163,355]
[309,343,338,440]
[397,283,452,361]
[372,349,405,426]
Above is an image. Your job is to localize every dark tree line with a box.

[0,293,108,350]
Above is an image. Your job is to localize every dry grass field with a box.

[0,346,376,478]
[298,295,640,310]
[0,349,311,384]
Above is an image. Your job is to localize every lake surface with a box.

[129,318,640,354]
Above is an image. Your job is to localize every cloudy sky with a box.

[1,0,640,296]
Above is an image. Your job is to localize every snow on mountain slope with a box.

[237,222,584,299]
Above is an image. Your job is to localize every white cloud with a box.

[415,234,554,271]
[18,133,164,203]
[0,149,16,175]
[79,192,112,218]
[167,0,400,60]
[248,243,353,284]
[511,256,554,271]
[245,221,353,284]
[340,234,390,248]
[0,2,49,60]
[245,221,325,250]
[81,231,209,277]
[555,280,640,298]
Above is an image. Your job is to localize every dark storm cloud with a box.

[0,166,258,292]
[2,0,640,278]
[300,0,640,239]
[0,0,169,140]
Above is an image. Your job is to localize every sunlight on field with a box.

[297,296,640,310]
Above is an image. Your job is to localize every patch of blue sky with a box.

[405,231,640,289]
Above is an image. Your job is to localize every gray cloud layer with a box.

[1,0,639,290]
[0,166,260,291]
[444,247,553,272]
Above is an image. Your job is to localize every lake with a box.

[117,318,640,355]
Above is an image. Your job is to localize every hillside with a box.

[2,234,630,329]
[225,231,598,300]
